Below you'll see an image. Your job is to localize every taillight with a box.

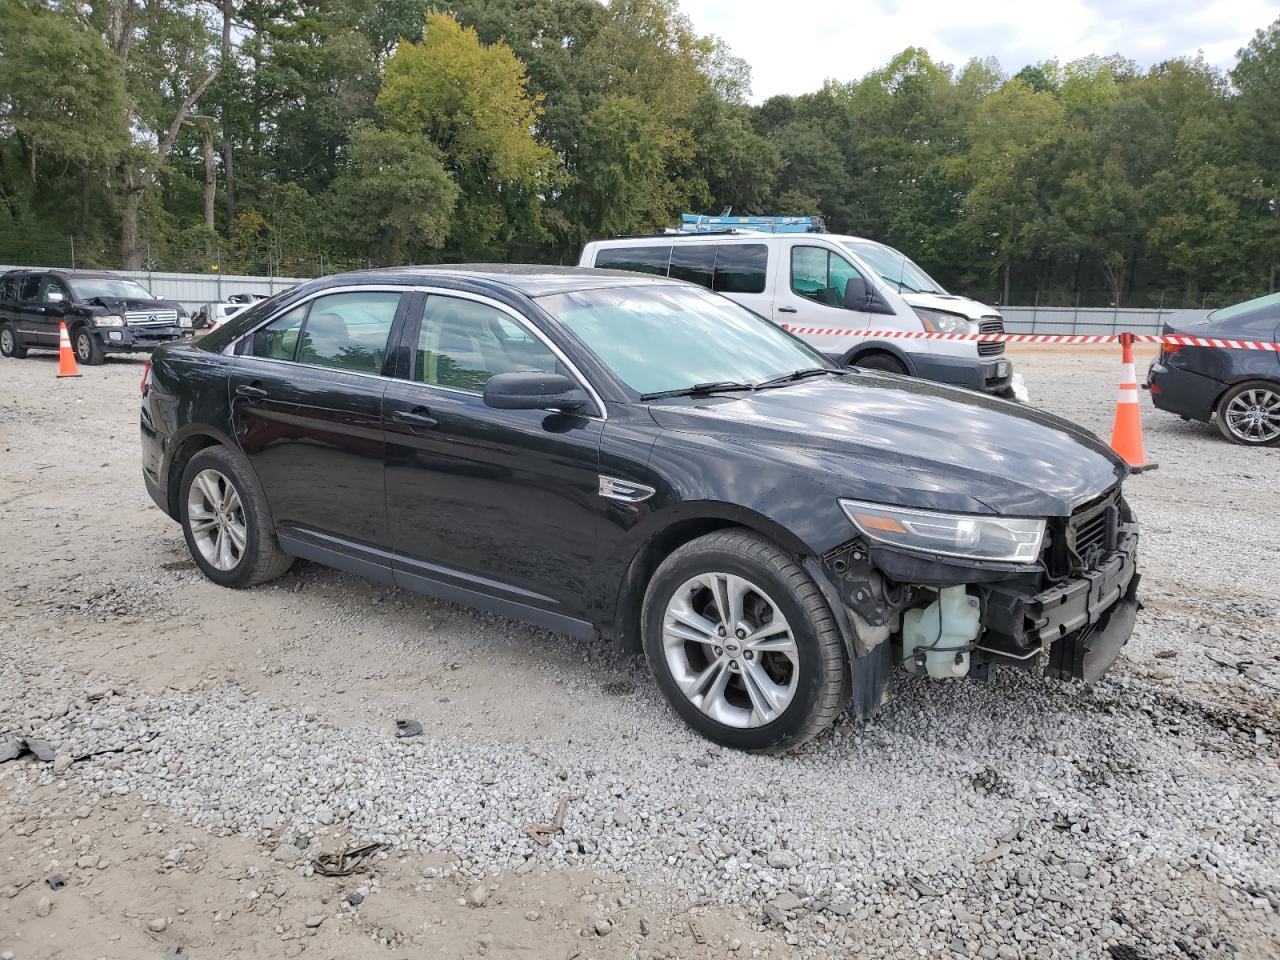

[140,358,152,397]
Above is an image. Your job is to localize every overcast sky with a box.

[676,0,1277,101]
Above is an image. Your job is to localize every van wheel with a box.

[851,352,906,375]
[179,446,294,587]
[641,529,848,753]
[73,326,105,365]
[0,324,26,358]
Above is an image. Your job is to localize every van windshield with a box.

[540,284,829,396]
[842,240,945,295]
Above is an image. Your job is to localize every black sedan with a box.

[140,266,1140,752]
[1147,291,1280,446]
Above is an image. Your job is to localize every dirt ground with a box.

[1,341,1277,960]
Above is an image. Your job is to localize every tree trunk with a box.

[1002,260,1010,305]
[121,164,142,269]
[220,0,237,231]
[201,121,217,232]
[222,138,237,232]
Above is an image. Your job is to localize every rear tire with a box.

[641,529,848,753]
[851,352,907,375]
[0,323,26,358]
[179,446,294,587]
[73,325,105,365]
[1215,381,1280,446]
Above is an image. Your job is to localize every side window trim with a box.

[394,288,606,420]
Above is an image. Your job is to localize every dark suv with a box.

[141,266,1140,752]
[0,269,190,365]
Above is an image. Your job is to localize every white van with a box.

[578,232,1013,395]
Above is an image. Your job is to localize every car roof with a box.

[324,264,683,298]
[1,269,124,280]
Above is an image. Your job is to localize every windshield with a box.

[841,240,944,295]
[540,285,829,396]
[70,277,156,301]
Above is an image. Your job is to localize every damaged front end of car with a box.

[804,487,1141,717]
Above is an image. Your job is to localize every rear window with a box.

[669,244,716,288]
[1208,291,1280,336]
[594,245,672,276]
[713,244,768,294]
[19,276,41,301]
[0,276,14,301]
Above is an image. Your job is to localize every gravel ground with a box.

[1,344,1278,960]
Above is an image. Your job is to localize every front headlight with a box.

[914,308,970,335]
[839,499,1045,564]
[93,314,126,327]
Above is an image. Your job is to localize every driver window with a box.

[790,246,864,308]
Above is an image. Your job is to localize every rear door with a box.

[14,274,50,348]
[229,288,408,552]
[382,291,605,627]
[772,241,872,360]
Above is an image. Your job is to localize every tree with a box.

[325,126,458,265]
[377,12,552,258]
[960,79,1067,303]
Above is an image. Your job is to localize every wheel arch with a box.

[608,505,817,655]
[842,342,916,375]
[165,428,236,519]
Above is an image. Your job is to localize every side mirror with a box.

[484,372,586,413]
[841,276,868,310]
[46,290,65,304]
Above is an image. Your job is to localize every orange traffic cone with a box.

[56,321,81,378]
[1109,332,1155,472]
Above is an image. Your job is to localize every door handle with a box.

[392,407,438,429]
[235,383,268,400]
[778,307,798,314]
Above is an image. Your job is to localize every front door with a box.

[229,288,406,550]
[38,275,70,342]
[383,292,605,626]
[773,242,872,361]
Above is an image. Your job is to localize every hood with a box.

[87,296,183,314]
[900,291,1001,321]
[647,373,1125,517]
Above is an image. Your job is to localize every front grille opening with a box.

[978,318,1005,357]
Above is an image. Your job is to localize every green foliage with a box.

[0,0,1276,303]
[326,125,459,265]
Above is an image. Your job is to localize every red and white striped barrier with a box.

[778,325,1280,352]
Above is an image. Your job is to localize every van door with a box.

[772,241,872,362]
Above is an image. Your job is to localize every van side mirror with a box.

[841,276,868,310]
[484,372,586,413]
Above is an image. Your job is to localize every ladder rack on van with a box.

[678,214,826,235]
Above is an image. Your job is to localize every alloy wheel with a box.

[76,331,93,362]
[187,468,247,571]
[661,572,799,728]
[1,328,12,354]
[1224,387,1280,444]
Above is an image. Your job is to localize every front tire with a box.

[179,446,294,587]
[1215,381,1280,447]
[0,323,26,358]
[641,529,848,753]
[73,326,105,365]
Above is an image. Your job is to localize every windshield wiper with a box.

[755,367,845,389]
[640,381,755,401]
